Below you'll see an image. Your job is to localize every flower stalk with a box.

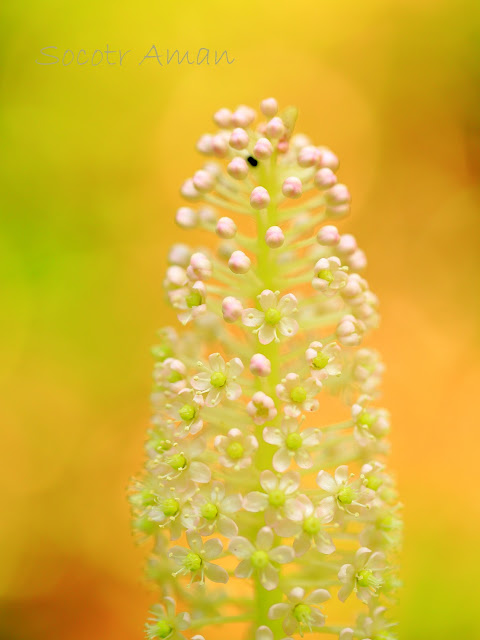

[131,98,401,640]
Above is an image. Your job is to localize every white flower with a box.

[255,626,293,640]
[169,281,207,326]
[317,465,373,517]
[153,358,187,395]
[338,547,385,603]
[276,373,321,417]
[352,348,385,395]
[268,586,331,635]
[229,526,294,590]
[191,353,243,407]
[312,256,348,294]
[242,290,298,345]
[167,388,204,437]
[244,470,303,530]
[352,395,390,445]
[146,482,196,541]
[247,391,278,425]
[305,341,342,381]
[263,418,321,472]
[214,428,258,470]
[186,481,242,538]
[145,597,191,640]
[170,530,228,584]
[151,437,211,489]
[336,313,366,346]
[275,495,335,557]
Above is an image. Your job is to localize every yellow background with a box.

[1,1,479,638]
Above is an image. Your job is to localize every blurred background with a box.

[1,0,479,638]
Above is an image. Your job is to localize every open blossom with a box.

[269,587,331,635]
[263,417,321,471]
[338,547,386,603]
[132,98,401,640]
[242,290,298,344]
[276,373,321,417]
[215,427,258,470]
[191,353,243,407]
[229,526,294,590]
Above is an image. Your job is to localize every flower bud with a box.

[168,243,191,266]
[193,170,214,193]
[265,116,285,139]
[187,252,212,281]
[198,207,216,228]
[175,206,198,229]
[317,225,340,246]
[253,137,273,160]
[180,179,200,201]
[318,147,339,170]
[282,176,302,199]
[228,250,251,274]
[216,216,237,239]
[250,186,270,210]
[260,97,278,117]
[337,234,357,255]
[231,105,256,127]
[165,265,187,288]
[265,226,284,248]
[211,133,229,158]
[336,314,366,346]
[222,296,243,323]
[348,249,367,271]
[298,145,321,167]
[325,184,350,206]
[196,134,213,155]
[249,353,271,377]
[213,107,232,128]
[227,157,249,179]
[229,128,249,150]
[314,167,337,189]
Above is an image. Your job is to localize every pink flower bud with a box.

[165,265,187,287]
[317,225,340,246]
[326,204,350,219]
[249,353,271,377]
[298,145,321,167]
[180,179,200,201]
[282,176,302,199]
[337,233,357,256]
[175,206,198,228]
[168,243,191,266]
[348,249,367,271]
[187,252,212,280]
[250,186,270,210]
[211,133,229,158]
[260,97,278,117]
[253,137,274,160]
[198,206,216,227]
[222,296,243,323]
[216,216,237,239]
[325,183,350,206]
[336,314,366,346]
[227,157,249,179]
[213,107,232,128]
[318,147,339,170]
[277,138,289,154]
[196,134,213,155]
[265,116,285,139]
[229,128,249,150]
[228,250,251,274]
[231,105,256,127]
[265,226,285,248]
[193,169,214,193]
[314,167,337,189]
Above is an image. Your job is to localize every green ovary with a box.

[365,475,383,491]
[186,291,202,308]
[286,432,303,451]
[155,620,173,639]
[227,442,244,459]
[184,552,203,572]
[337,486,357,504]
[265,308,282,325]
[168,453,187,470]
[167,371,183,384]
[293,603,312,623]
[201,502,218,520]
[357,569,382,590]
[251,550,269,569]
[179,404,196,421]
[303,515,321,535]
[210,372,227,388]
[268,489,285,507]
[290,386,307,403]
[318,268,334,284]
[312,352,329,369]
[161,498,179,517]
[152,344,173,362]
[358,410,375,427]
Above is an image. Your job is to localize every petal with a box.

[186,531,203,553]
[191,373,211,391]
[258,289,277,311]
[235,558,253,579]
[225,381,242,401]
[204,562,228,584]
[258,323,276,345]
[242,308,265,327]
[277,293,297,315]
[294,449,312,469]
[334,465,349,485]
[228,357,244,377]
[316,470,337,493]
[206,388,222,407]
[217,514,238,538]
[338,582,354,603]
[338,563,355,583]
[260,563,279,591]
[278,317,299,338]
[273,448,291,472]
[355,547,372,570]
[221,494,242,513]
[260,470,278,493]
[256,526,274,550]
[268,603,290,620]
[289,587,305,603]
[244,492,269,512]
[256,627,274,640]
[306,589,331,604]
[310,609,325,627]
[189,461,211,483]
[229,536,255,559]
[293,533,311,557]
[366,551,385,570]
[203,537,223,560]
[208,352,225,372]
[283,614,298,636]
[269,545,294,564]
[280,471,300,493]
[263,427,283,446]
